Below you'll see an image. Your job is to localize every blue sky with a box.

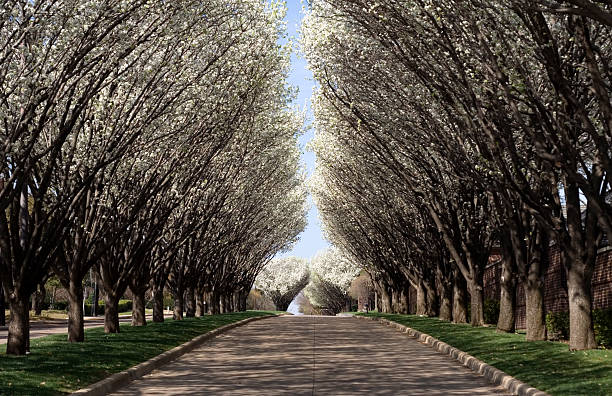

[278,0,330,259]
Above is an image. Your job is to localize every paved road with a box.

[0,314,172,344]
[111,316,511,395]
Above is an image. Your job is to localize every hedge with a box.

[83,299,132,314]
[546,308,612,348]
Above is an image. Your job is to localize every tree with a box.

[256,257,310,311]
[305,248,360,315]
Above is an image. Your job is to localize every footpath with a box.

[0,313,173,344]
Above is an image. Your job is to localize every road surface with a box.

[111,315,511,395]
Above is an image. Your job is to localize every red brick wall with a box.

[483,244,611,329]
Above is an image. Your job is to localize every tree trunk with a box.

[416,281,427,315]
[152,286,165,323]
[381,287,392,313]
[240,291,248,312]
[211,291,220,314]
[391,289,400,313]
[227,294,234,312]
[173,290,184,320]
[185,287,196,317]
[0,280,5,327]
[424,279,438,317]
[525,277,546,340]
[104,294,120,333]
[452,269,468,323]
[6,295,30,355]
[567,264,596,349]
[196,290,204,317]
[439,289,452,321]
[32,285,46,316]
[220,294,226,313]
[497,254,516,333]
[469,280,485,326]
[67,280,85,342]
[91,281,99,317]
[203,291,212,314]
[131,290,146,326]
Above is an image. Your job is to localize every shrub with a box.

[546,309,612,348]
[484,299,500,325]
[83,299,133,314]
[546,311,570,341]
[49,301,68,311]
[593,308,612,349]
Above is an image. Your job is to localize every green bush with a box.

[546,311,570,341]
[546,309,612,348]
[49,301,68,310]
[484,299,500,325]
[593,308,612,349]
[83,299,133,314]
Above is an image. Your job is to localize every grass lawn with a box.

[0,311,275,396]
[359,312,611,396]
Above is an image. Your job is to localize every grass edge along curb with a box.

[356,315,550,396]
[70,314,278,396]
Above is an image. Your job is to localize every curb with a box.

[356,315,550,396]
[70,314,277,396]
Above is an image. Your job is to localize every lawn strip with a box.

[0,311,274,396]
[360,312,611,396]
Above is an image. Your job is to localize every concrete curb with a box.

[70,314,277,396]
[356,315,550,396]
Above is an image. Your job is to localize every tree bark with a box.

[6,295,30,355]
[439,288,452,321]
[220,294,226,313]
[104,294,120,333]
[497,244,516,333]
[227,294,234,312]
[567,264,596,349]
[211,291,220,314]
[469,280,485,326]
[525,275,546,340]
[240,291,248,312]
[0,280,5,327]
[416,281,427,315]
[91,281,99,317]
[67,280,85,342]
[452,268,468,323]
[152,286,165,323]
[32,284,46,316]
[424,279,438,317]
[196,290,204,316]
[379,283,392,313]
[185,286,195,317]
[173,290,184,320]
[131,289,146,326]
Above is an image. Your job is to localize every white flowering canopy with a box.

[309,248,361,292]
[255,257,310,311]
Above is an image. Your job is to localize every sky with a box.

[277,0,330,260]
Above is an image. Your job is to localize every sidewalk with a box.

[0,312,173,344]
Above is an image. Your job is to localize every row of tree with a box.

[255,248,360,314]
[0,0,306,355]
[305,0,612,350]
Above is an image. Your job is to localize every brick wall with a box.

[483,243,611,329]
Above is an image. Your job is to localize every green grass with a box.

[0,311,275,396]
[359,312,612,396]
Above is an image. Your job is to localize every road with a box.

[111,315,511,395]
